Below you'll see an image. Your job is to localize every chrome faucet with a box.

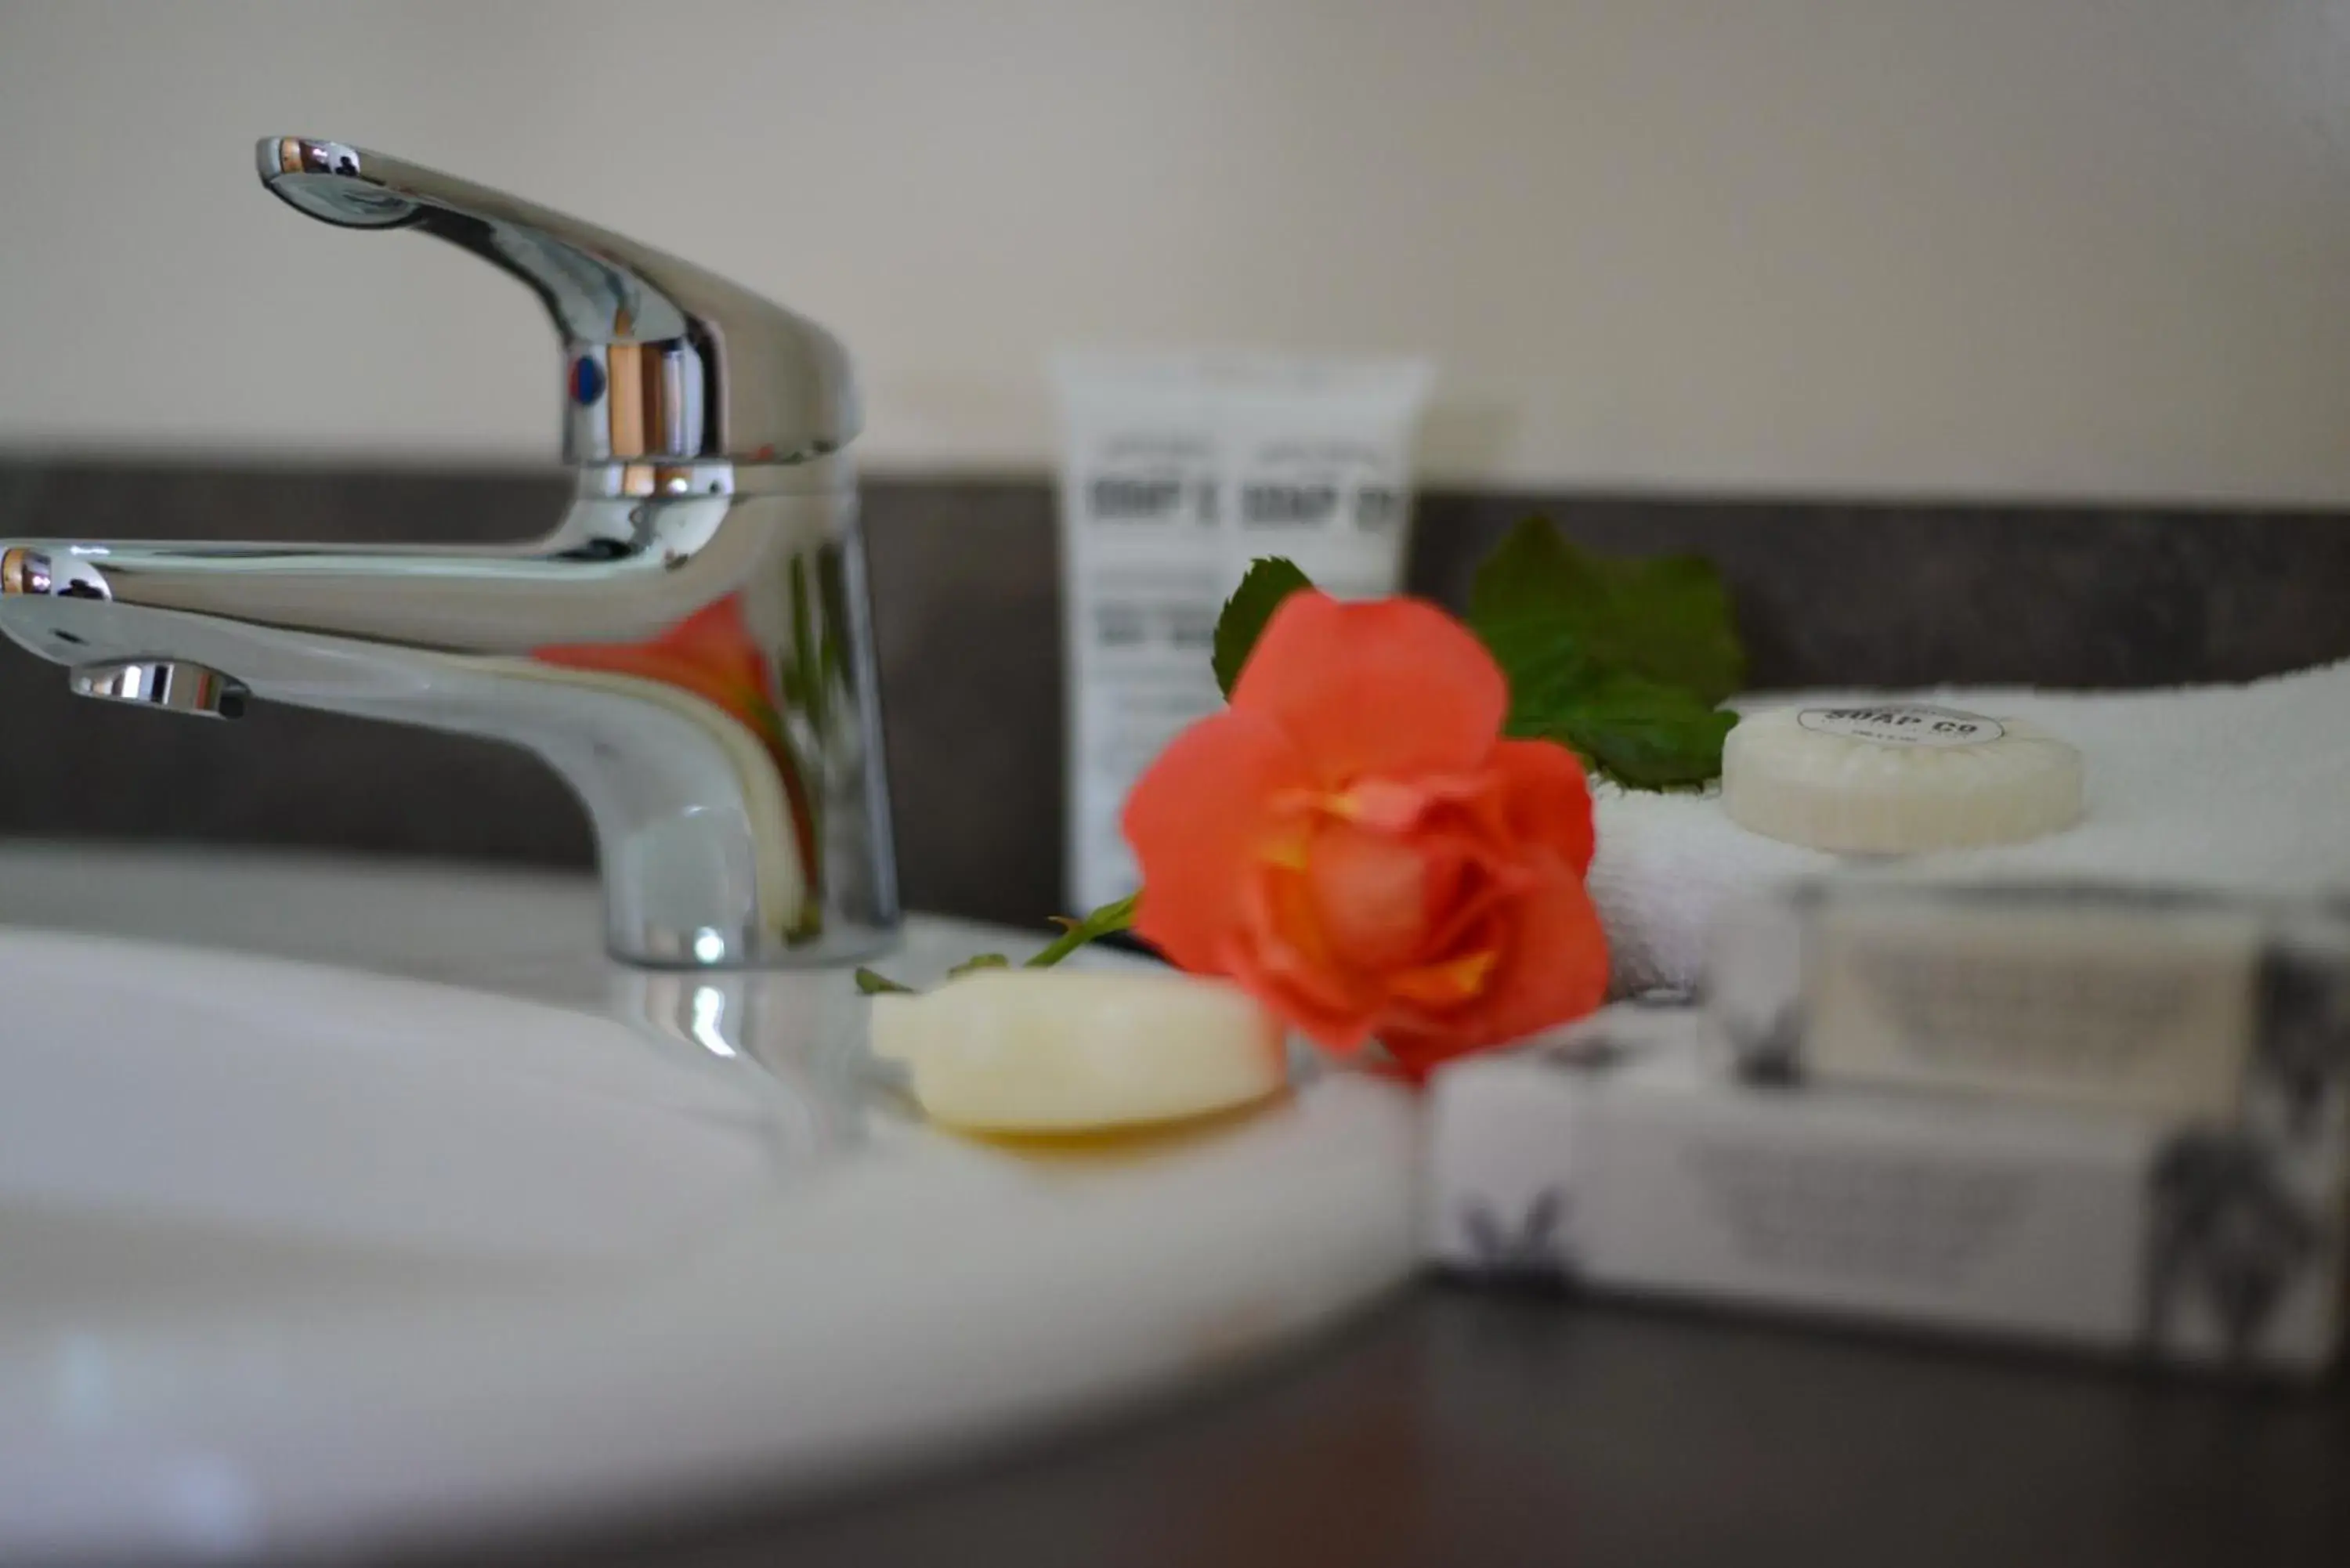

[0,138,898,967]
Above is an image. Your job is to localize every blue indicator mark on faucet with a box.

[569,356,606,406]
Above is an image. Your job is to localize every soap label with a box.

[1806,901,2263,1118]
[1798,704,2004,747]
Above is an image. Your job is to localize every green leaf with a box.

[1469,518,1744,707]
[947,952,1011,977]
[1025,891,1140,969]
[1465,517,1744,789]
[1212,558,1315,698]
[1510,665,1737,789]
[854,966,913,995]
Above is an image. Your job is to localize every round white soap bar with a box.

[1722,703,2083,854]
[869,970,1289,1133]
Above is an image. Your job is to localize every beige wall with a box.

[2,0,2346,501]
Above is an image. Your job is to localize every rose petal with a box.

[1415,844,1534,958]
[1123,709,1312,974]
[1231,593,1507,786]
[1384,946,1501,1006]
[1471,861,1611,1043]
[1486,739,1597,877]
[1304,820,1442,974]
[1324,775,1452,833]
[1224,866,1383,1053]
[1223,944,1380,1053]
[1381,854,1608,1075]
[1369,901,1513,1040]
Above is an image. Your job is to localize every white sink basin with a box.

[0,846,1418,1561]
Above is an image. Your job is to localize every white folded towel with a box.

[1589,659,2350,995]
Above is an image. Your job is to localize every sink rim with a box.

[0,842,1420,1561]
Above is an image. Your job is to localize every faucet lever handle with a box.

[258,137,857,468]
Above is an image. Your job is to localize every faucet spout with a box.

[0,141,898,969]
[0,477,896,966]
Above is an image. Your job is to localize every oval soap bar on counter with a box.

[1722,702,2083,854]
[869,970,1289,1134]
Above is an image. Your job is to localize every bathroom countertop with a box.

[473,1285,2350,1568]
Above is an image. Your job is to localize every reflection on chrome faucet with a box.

[0,138,898,967]
[613,965,877,1165]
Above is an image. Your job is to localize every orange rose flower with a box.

[1123,591,1607,1077]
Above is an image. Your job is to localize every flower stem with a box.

[1025,892,1141,968]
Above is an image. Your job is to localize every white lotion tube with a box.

[1051,352,1434,912]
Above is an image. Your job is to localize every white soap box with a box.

[1426,1008,2350,1377]
[1706,881,2350,1130]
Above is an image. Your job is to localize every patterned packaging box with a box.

[1426,1006,2349,1376]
